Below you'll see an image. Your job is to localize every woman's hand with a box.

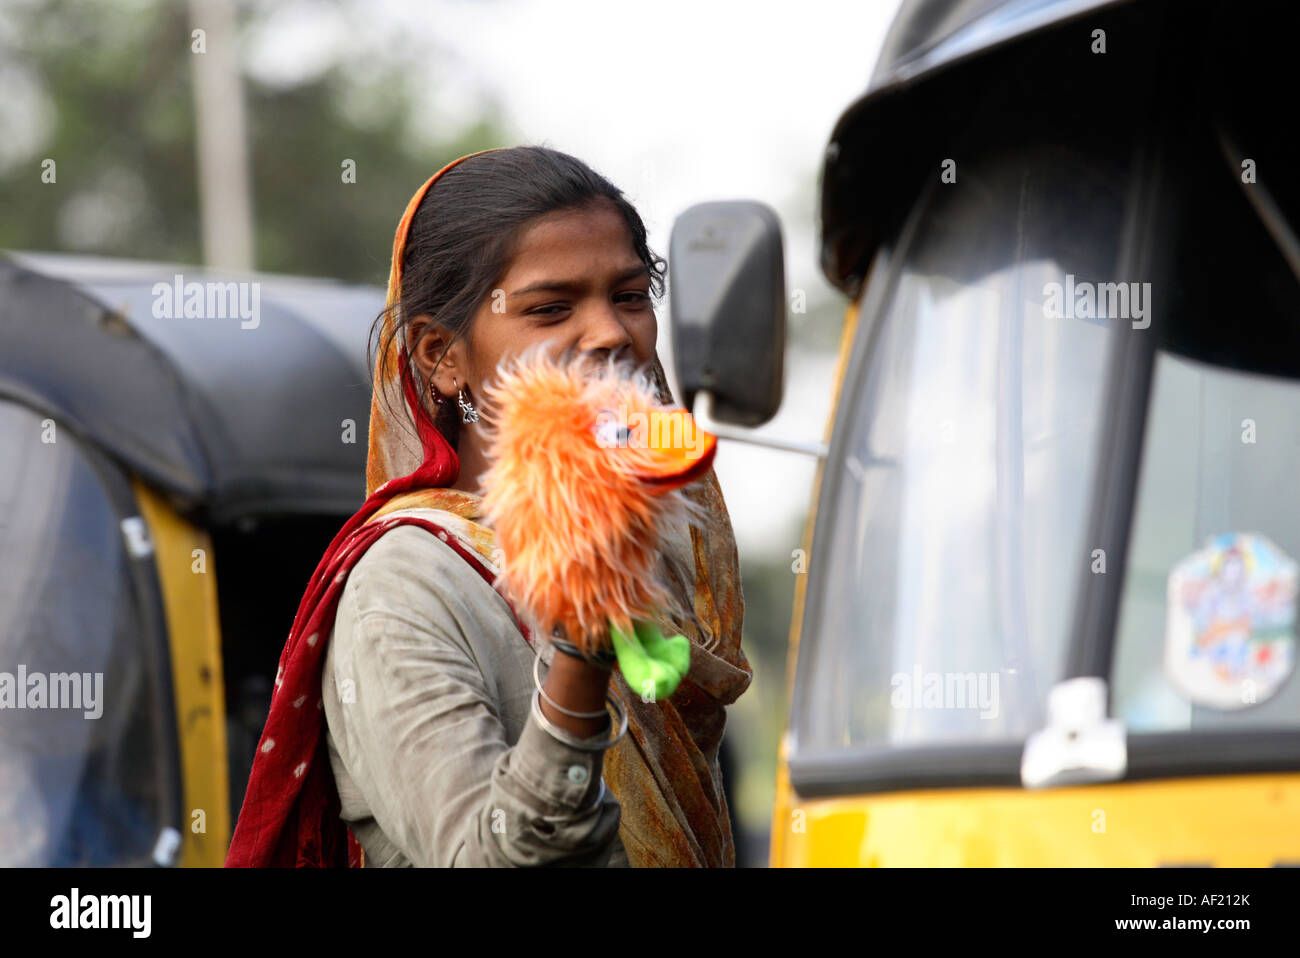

[539,644,613,739]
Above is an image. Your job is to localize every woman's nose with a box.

[577,306,634,357]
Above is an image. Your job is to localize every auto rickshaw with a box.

[668,0,1300,865]
[0,251,384,866]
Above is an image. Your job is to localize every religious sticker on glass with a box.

[1164,532,1297,710]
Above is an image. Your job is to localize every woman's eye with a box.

[617,292,651,306]
[530,305,569,321]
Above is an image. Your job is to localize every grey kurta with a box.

[321,520,630,867]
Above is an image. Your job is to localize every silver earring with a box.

[458,387,479,424]
[429,380,443,405]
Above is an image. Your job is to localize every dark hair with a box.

[368,145,668,447]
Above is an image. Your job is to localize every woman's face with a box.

[415,199,658,413]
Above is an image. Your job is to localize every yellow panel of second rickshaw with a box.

[132,480,231,867]
[776,774,1300,867]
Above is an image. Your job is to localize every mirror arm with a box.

[690,391,827,459]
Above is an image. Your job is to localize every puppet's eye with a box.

[593,415,631,447]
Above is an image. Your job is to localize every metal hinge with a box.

[120,516,154,558]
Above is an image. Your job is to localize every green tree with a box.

[0,0,510,283]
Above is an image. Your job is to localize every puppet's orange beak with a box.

[635,408,717,490]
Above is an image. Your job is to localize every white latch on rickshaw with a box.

[1020,677,1127,789]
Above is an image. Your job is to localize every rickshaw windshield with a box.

[1111,354,1300,731]
[0,400,169,865]
[794,144,1130,753]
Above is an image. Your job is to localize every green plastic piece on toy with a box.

[635,620,691,676]
[610,619,691,702]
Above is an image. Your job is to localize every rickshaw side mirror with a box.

[668,200,786,426]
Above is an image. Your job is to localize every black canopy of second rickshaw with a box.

[0,252,382,524]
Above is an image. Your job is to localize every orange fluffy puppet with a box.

[478,347,718,700]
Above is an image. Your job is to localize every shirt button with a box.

[567,764,589,785]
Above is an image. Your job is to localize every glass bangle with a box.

[548,633,617,670]
[530,688,628,751]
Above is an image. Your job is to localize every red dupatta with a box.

[225,150,511,867]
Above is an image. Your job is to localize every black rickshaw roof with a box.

[868,0,1127,93]
[819,0,1134,297]
[0,251,383,523]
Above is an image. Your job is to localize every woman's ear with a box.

[409,315,464,399]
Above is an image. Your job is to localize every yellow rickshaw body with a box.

[133,480,231,867]
[772,742,1300,867]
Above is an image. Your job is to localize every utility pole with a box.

[188,0,254,270]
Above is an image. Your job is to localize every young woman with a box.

[225,146,752,867]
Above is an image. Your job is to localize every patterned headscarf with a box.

[363,150,496,499]
[226,150,752,867]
